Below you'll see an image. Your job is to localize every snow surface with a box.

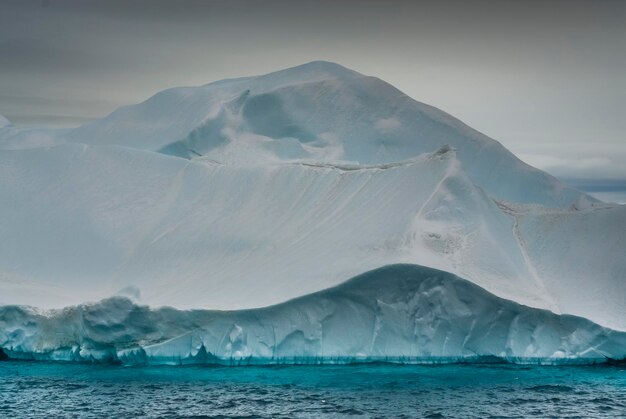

[0,125,67,150]
[0,141,623,330]
[0,62,624,362]
[56,61,591,208]
[515,204,626,331]
[2,265,624,365]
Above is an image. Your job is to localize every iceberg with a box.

[1,265,624,365]
[0,62,624,362]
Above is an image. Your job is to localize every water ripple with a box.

[0,362,624,418]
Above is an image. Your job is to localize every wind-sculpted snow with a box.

[1,265,624,365]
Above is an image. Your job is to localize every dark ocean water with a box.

[0,361,624,418]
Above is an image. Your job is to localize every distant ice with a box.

[0,114,10,127]
[587,191,626,205]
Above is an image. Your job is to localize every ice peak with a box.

[238,60,363,91]
[277,60,356,75]
[256,60,359,80]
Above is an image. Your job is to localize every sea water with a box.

[1,361,624,418]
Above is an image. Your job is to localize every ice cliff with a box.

[2,265,624,365]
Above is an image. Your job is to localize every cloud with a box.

[518,152,626,180]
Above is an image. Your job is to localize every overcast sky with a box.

[1,0,625,181]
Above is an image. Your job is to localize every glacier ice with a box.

[0,62,624,363]
[1,265,624,365]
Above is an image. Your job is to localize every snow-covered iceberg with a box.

[0,62,624,363]
[2,264,624,365]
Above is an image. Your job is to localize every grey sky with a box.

[1,0,625,180]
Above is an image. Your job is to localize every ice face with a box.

[1,265,624,365]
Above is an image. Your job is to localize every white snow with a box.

[57,61,590,208]
[514,204,626,331]
[0,142,623,331]
[1,265,624,365]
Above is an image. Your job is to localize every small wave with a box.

[527,385,575,393]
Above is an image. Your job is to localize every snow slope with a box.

[0,142,623,330]
[2,265,624,365]
[1,144,542,310]
[64,61,590,208]
[514,204,626,331]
